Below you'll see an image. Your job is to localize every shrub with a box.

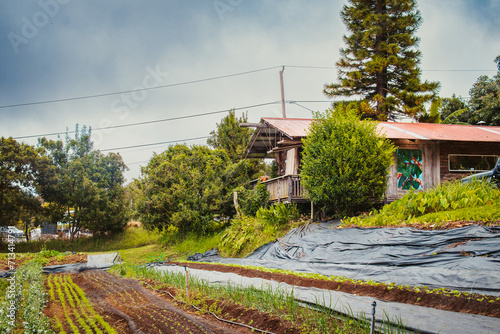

[235,182,270,217]
[301,106,395,217]
[256,203,299,225]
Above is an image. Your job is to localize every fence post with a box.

[184,266,189,302]
[370,301,377,334]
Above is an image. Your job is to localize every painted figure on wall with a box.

[397,149,423,190]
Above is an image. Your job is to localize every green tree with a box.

[0,137,48,237]
[324,0,439,120]
[439,94,469,124]
[207,110,253,162]
[136,144,250,235]
[301,105,395,217]
[465,72,500,125]
[38,126,129,239]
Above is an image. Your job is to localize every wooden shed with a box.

[243,117,500,203]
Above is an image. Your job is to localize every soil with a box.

[0,253,87,270]
[171,261,500,318]
[64,270,302,334]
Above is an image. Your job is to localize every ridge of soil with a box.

[69,271,301,334]
[171,261,500,318]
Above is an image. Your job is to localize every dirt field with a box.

[45,271,301,334]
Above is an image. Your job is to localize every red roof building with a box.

[244,118,500,203]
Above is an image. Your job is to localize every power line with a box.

[100,136,210,152]
[13,100,282,140]
[3,64,492,111]
[0,66,282,110]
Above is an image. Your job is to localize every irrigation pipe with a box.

[140,281,277,334]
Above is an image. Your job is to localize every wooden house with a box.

[243,117,500,203]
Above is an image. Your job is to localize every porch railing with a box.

[260,174,307,203]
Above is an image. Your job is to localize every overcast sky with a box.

[1,0,499,182]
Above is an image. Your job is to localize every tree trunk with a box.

[374,0,388,113]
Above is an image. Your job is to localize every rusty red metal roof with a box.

[261,117,500,142]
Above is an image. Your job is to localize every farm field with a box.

[45,270,300,334]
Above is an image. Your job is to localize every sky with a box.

[1,0,499,182]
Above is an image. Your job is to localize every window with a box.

[449,155,499,172]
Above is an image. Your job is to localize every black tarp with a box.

[193,222,500,296]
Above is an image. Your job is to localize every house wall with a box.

[285,147,300,175]
[386,139,500,202]
[439,141,500,182]
[386,139,440,202]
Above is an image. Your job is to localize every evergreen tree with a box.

[324,0,439,120]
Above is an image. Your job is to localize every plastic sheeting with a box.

[153,264,500,334]
[192,222,500,296]
[0,252,121,277]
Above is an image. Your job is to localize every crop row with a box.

[189,261,500,303]
[82,271,208,334]
[0,260,53,333]
[47,273,117,334]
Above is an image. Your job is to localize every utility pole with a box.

[280,66,286,118]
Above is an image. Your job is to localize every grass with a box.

[171,232,223,258]
[6,225,161,254]
[218,215,307,257]
[342,179,500,227]
[91,244,165,265]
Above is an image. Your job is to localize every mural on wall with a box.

[397,149,423,190]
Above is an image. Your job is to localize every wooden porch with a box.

[261,174,307,203]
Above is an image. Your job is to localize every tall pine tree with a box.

[324,0,439,120]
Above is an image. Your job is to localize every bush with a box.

[235,182,270,216]
[301,106,395,217]
[256,203,300,225]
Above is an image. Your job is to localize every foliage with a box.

[12,225,159,253]
[38,125,130,239]
[464,72,500,125]
[234,182,270,217]
[343,179,500,227]
[256,202,299,226]
[207,109,253,163]
[440,94,469,124]
[441,56,500,125]
[136,144,253,235]
[324,0,439,120]
[219,206,303,257]
[0,260,53,333]
[418,97,442,123]
[0,137,49,237]
[301,106,395,217]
